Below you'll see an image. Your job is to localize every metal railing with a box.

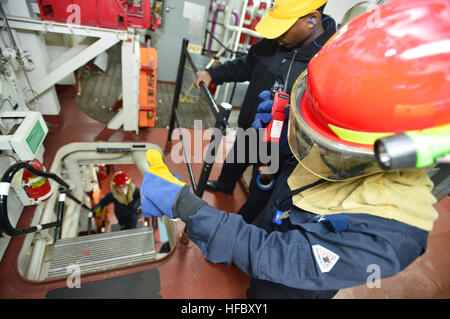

[166,38,232,198]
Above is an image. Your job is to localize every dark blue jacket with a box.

[96,188,141,229]
[186,159,428,291]
[207,16,337,129]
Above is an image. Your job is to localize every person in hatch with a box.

[93,171,141,230]
[194,0,337,223]
[142,0,449,299]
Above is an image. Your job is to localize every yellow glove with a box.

[142,149,208,221]
[146,149,185,186]
[141,149,186,219]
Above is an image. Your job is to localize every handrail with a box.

[182,41,220,116]
[0,162,95,237]
[166,38,232,198]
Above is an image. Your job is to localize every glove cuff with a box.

[172,186,208,222]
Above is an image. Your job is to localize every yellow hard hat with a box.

[255,0,327,39]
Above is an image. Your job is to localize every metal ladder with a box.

[46,227,156,279]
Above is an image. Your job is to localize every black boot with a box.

[205,180,234,195]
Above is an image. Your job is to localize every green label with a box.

[406,124,450,168]
[26,121,45,154]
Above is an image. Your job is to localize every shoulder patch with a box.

[312,244,340,273]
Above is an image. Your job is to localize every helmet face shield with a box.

[115,184,130,195]
[288,71,384,181]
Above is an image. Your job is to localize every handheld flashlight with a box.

[374,124,450,170]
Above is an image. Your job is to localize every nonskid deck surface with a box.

[47,227,156,279]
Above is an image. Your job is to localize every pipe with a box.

[26,238,47,280]
[54,192,66,242]
[207,4,225,55]
[220,0,235,58]
[207,4,241,55]
[222,0,249,103]
[231,9,240,26]
[131,150,150,175]
[209,0,217,13]
[224,24,261,38]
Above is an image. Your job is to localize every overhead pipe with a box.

[209,0,217,13]
[216,0,249,103]
[216,1,269,103]
[207,3,240,55]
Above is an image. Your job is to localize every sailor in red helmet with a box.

[141,0,449,298]
[93,171,142,230]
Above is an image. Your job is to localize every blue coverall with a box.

[184,158,428,298]
[95,188,141,230]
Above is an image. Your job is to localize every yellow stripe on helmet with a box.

[328,124,394,145]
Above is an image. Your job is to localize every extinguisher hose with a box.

[2,161,70,188]
[0,161,93,237]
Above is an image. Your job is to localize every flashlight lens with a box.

[376,142,392,170]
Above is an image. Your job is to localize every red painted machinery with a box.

[37,0,151,30]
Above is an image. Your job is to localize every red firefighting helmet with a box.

[111,171,131,187]
[288,0,450,181]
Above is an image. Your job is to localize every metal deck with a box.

[47,227,156,279]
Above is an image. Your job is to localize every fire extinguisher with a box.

[22,159,53,204]
[96,164,108,181]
